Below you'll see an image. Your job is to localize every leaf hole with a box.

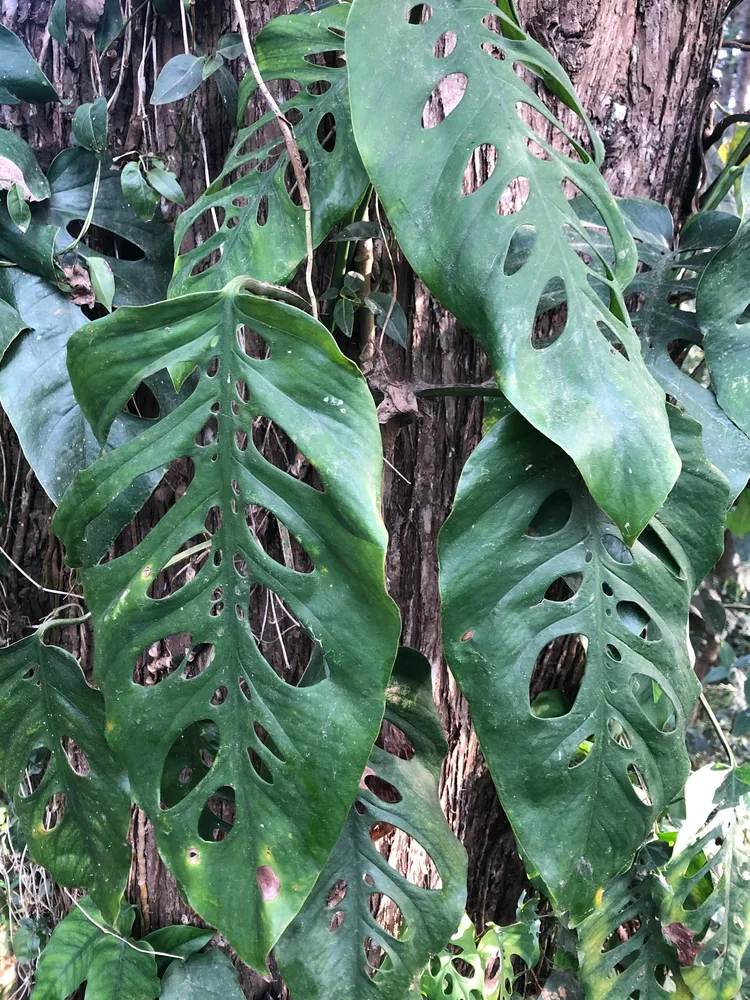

[249,587,319,684]
[568,734,596,768]
[204,505,223,535]
[328,911,345,932]
[543,574,582,602]
[497,175,530,215]
[235,324,270,359]
[199,786,236,842]
[245,505,314,574]
[617,601,661,641]
[317,112,336,152]
[627,764,652,805]
[370,893,407,939]
[607,718,632,748]
[421,73,468,129]
[256,194,268,227]
[369,823,443,889]
[601,533,634,565]
[481,41,506,59]
[364,937,387,977]
[524,135,552,160]
[529,634,586,717]
[363,773,403,804]
[18,747,51,799]
[195,415,219,446]
[597,321,630,360]
[525,489,573,536]
[434,31,458,57]
[146,535,212,600]
[602,582,614,596]
[503,224,537,275]
[42,793,65,831]
[532,278,568,349]
[234,553,249,577]
[406,4,433,22]
[375,719,416,760]
[461,143,498,195]
[637,526,684,579]
[326,879,347,907]
[210,686,228,706]
[160,720,218,808]
[62,737,90,777]
[630,674,676,733]
[605,644,621,662]
[253,721,286,762]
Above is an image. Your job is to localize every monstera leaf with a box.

[171,4,368,296]
[53,279,401,968]
[420,904,540,1000]
[346,0,678,544]
[0,129,51,201]
[159,949,245,1000]
[698,167,750,440]
[577,851,689,1000]
[32,898,159,1000]
[275,647,467,999]
[439,406,729,921]
[0,631,131,923]
[657,765,750,1000]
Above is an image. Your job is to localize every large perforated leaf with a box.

[698,167,750,440]
[577,849,689,1000]
[0,631,131,924]
[53,278,400,969]
[275,647,467,999]
[171,5,368,296]
[347,0,678,544]
[439,407,729,921]
[657,765,750,1000]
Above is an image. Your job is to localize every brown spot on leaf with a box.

[460,630,474,642]
[663,922,699,966]
[62,261,95,308]
[257,864,280,900]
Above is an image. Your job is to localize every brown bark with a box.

[0,0,727,996]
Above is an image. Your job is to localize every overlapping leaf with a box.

[32,898,159,1000]
[171,4,368,296]
[439,407,729,921]
[698,167,750,440]
[0,632,131,923]
[159,949,245,999]
[0,25,60,104]
[657,765,750,1000]
[275,647,467,999]
[577,850,689,1000]
[347,0,678,543]
[53,279,401,968]
[0,129,50,201]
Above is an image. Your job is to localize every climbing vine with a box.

[0,0,749,997]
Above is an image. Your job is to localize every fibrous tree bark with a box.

[0,0,729,996]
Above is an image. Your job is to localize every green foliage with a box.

[159,949,246,999]
[32,899,159,1000]
[53,278,401,967]
[171,4,368,296]
[0,129,51,202]
[72,98,109,161]
[439,407,730,920]
[151,54,205,105]
[0,26,60,104]
[0,631,131,923]
[347,0,679,544]
[275,648,467,998]
[727,488,750,536]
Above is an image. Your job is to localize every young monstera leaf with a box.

[0,631,131,924]
[275,647,467,999]
[657,765,750,1000]
[697,166,750,440]
[171,4,368,296]
[347,0,679,544]
[53,279,401,969]
[577,849,689,1000]
[439,406,729,922]
[32,898,159,1000]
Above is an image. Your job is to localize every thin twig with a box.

[0,542,79,597]
[178,0,191,54]
[375,196,398,351]
[699,692,737,769]
[232,0,318,319]
[64,891,186,961]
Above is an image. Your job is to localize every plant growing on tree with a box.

[0,0,749,997]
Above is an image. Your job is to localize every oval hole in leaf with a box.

[199,786,236,842]
[530,634,586,717]
[421,73,467,129]
[626,764,652,806]
[605,643,621,662]
[369,822,443,889]
[482,13,502,32]
[637,525,684,579]
[370,893,407,939]
[195,415,219,447]
[375,719,416,760]
[146,533,212,600]
[160,719,218,809]
[597,321,630,361]
[601,533,634,565]
[256,194,269,227]
[62,736,90,776]
[245,506,314,574]
[248,587,318,685]
[568,734,596,768]
[283,151,310,207]
[317,112,336,152]
[532,278,567,349]
[525,489,573,536]
[406,4,433,22]
[497,175,530,215]
[364,937,388,978]
[543,574,582,602]
[363,773,403,803]
[630,674,676,733]
[42,793,66,831]
[461,143,498,195]
[434,30,457,57]
[503,224,536,276]
[607,718,632,749]
[481,41,506,59]
[18,747,51,799]
[617,601,661,641]
[252,418,325,491]
[327,879,348,907]
[328,910,345,932]
[253,721,286,763]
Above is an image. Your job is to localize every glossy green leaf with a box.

[727,487,750,536]
[0,128,51,201]
[171,4,368,296]
[48,0,68,45]
[0,268,160,516]
[53,279,401,969]
[697,167,750,440]
[32,899,159,1000]
[439,406,729,921]
[0,295,26,359]
[142,925,213,975]
[276,647,467,999]
[0,632,131,923]
[160,949,245,999]
[120,161,159,222]
[95,0,124,52]
[0,25,60,104]
[72,97,109,160]
[420,904,539,1000]
[347,0,678,544]
[7,182,30,232]
[367,291,408,347]
[577,854,689,1000]
[146,161,185,205]
[86,254,115,311]
[151,53,204,105]
[657,765,750,1000]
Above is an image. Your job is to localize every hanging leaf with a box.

[142,925,213,975]
[217,33,245,60]
[95,0,124,52]
[53,279,401,969]
[0,268,161,528]
[32,898,159,1000]
[7,182,31,232]
[697,167,750,440]
[0,25,61,104]
[72,97,109,161]
[275,647,467,999]
[48,0,68,44]
[159,949,245,999]
[0,632,131,923]
[145,161,185,205]
[439,406,729,922]
[420,904,540,1000]
[0,129,51,201]
[151,54,205,105]
[577,850,689,1000]
[346,0,679,544]
[121,161,159,222]
[171,4,368,296]
[86,255,115,311]
[656,765,750,1000]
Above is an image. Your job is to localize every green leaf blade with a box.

[151,53,205,105]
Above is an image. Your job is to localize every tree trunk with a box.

[0,0,728,996]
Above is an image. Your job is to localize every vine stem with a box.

[0,542,79,598]
[699,691,737,769]
[232,0,318,320]
[57,161,102,257]
[63,891,186,962]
